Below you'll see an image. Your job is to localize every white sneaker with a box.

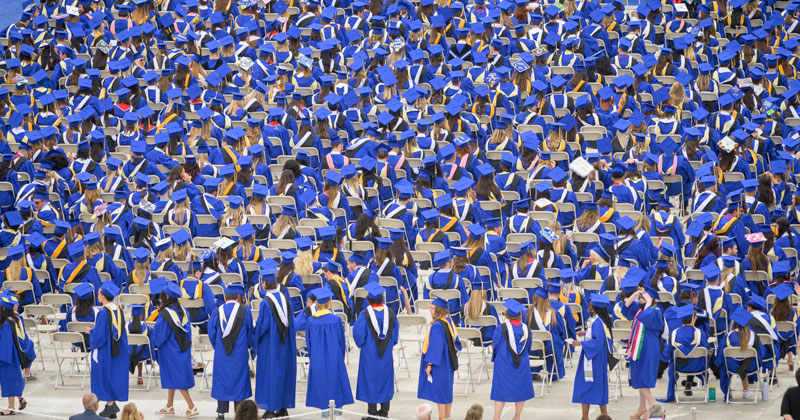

[743,390,754,399]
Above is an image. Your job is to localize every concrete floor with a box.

[11,322,790,420]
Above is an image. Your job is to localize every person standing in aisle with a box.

[0,290,32,416]
[491,299,534,420]
[254,269,297,419]
[417,297,461,420]
[353,283,398,420]
[153,282,198,418]
[208,283,253,420]
[88,280,129,419]
[572,294,615,420]
[305,288,354,416]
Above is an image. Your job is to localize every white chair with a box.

[723,347,760,404]
[52,332,91,389]
[194,334,213,391]
[127,333,157,390]
[673,346,709,404]
[396,314,427,378]
[455,327,486,395]
[24,304,61,370]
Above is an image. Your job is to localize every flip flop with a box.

[0,411,15,416]
[17,399,25,411]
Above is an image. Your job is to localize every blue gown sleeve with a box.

[89,309,109,349]
[352,312,367,348]
[422,323,445,366]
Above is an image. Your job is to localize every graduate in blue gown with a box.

[417,297,462,420]
[208,282,253,419]
[625,286,664,419]
[716,308,763,402]
[659,304,709,403]
[491,299,534,420]
[126,305,154,386]
[153,282,198,418]
[89,281,129,419]
[0,290,31,415]
[305,288,354,411]
[254,270,297,419]
[353,283,398,419]
[572,294,615,420]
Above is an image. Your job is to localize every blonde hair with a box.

[133,261,149,284]
[173,243,191,261]
[7,258,28,280]
[295,249,315,276]
[465,289,486,320]
[120,403,142,420]
[271,214,296,237]
[222,206,245,228]
[529,295,556,327]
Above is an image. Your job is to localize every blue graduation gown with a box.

[0,320,30,398]
[305,309,353,409]
[353,305,398,404]
[572,317,612,406]
[89,304,129,402]
[417,318,462,404]
[491,321,534,402]
[254,292,297,411]
[628,306,664,389]
[153,308,194,390]
[208,302,253,402]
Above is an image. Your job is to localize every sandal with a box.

[137,378,144,385]
[17,399,25,411]
[629,411,647,420]
[184,406,199,418]
[156,407,174,415]
[0,411,14,416]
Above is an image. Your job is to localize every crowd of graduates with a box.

[5,0,800,419]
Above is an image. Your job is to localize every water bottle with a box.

[762,381,769,401]
[709,386,716,402]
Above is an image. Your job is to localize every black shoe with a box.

[99,403,119,419]
[216,414,225,420]
[261,411,270,419]
[278,409,288,418]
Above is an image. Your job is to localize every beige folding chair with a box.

[194,334,213,391]
[127,333,157,390]
[455,327,486,395]
[52,332,91,389]
[24,304,61,370]
[396,314,427,378]
[674,346,709,404]
[529,338,550,395]
[723,347,760,404]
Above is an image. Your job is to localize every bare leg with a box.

[742,378,749,391]
[6,396,14,411]
[600,405,608,415]
[437,403,447,420]
[493,401,505,420]
[580,404,590,420]
[641,388,655,405]
[444,403,452,420]
[167,389,176,408]
[180,390,195,409]
[512,402,524,420]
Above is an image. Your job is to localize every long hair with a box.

[158,292,185,319]
[746,243,768,272]
[464,289,486,320]
[528,295,556,327]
